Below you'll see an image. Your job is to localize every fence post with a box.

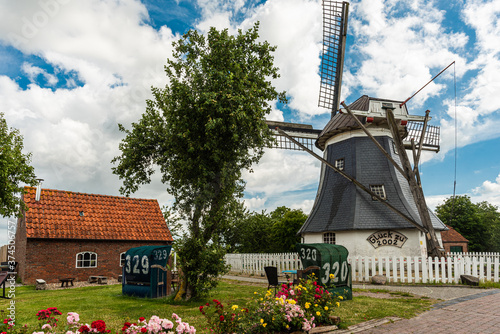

[495,257,499,283]
[422,257,428,283]
[447,256,453,284]
[414,256,420,283]
[406,256,412,283]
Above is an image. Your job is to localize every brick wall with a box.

[19,238,170,285]
[443,241,468,253]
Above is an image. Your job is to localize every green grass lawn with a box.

[0,280,437,333]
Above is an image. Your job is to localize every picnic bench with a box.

[88,276,107,284]
[59,278,75,287]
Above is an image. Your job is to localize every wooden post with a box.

[385,109,444,258]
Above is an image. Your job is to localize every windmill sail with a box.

[266,121,321,151]
[318,1,349,116]
[405,121,440,152]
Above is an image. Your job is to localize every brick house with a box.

[15,186,173,285]
[440,225,469,253]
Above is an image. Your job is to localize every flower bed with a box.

[1,276,342,334]
[200,275,343,333]
[1,308,195,334]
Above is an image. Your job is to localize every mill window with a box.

[370,185,386,200]
[335,158,345,171]
[323,232,336,244]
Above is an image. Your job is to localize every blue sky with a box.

[1,0,500,245]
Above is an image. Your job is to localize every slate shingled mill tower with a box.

[268,1,447,258]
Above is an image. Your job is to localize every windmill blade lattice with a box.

[318,1,349,115]
[405,121,440,152]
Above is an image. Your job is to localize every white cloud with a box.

[243,148,320,196]
[21,62,58,86]
[348,0,468,103]
[290,199,315,213]
[471,173,500,208]
[243,0,323,118]
[243,196,268,211]
[195,0,324,118]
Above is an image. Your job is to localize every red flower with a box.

[48,307,62,315]
[140,328,147,333]
[79,325,90,333]
[91,320,107,333]
[138,317,145,322]
[219,315,224,322]
[314,294,321,299]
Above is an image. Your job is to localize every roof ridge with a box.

[24,186,157,202]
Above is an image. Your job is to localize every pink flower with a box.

[67,312,80,325]
[160,319,173,330]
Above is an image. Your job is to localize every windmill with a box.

[267,0,447,258]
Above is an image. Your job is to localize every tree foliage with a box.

[226,206,307,253]
[0,113,37,217]
[112,23,286,299]
[270,207,308,252]
[435,195,500,252]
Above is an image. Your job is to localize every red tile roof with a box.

[441,225,469,243]
[22,187,173,242]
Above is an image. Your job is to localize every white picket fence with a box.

[224,252,500,283]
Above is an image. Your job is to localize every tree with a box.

[435,195,500,252]
[270,207,307,253]
[0,113,37,217]
[112,23,286,299]
[231,210,274,253]
[224,206,307,253]
[476,201,500,252]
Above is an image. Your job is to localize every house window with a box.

[76,252,97,268]
[335,158,345,171]
[450,246,463,253]
[323,232,336,244]
[120,252,126,267]
[370,185,386,200]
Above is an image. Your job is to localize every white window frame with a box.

[335,158,345,171]
[323,232,336,244]
[76,251,97,268]
[370,184,387,200]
